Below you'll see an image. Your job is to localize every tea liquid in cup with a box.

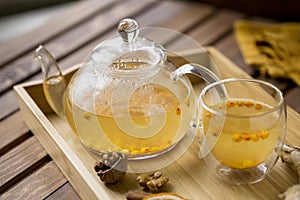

[199,78,286,184]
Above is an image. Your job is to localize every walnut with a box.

[137,171,169,192]
[94,151,127,184]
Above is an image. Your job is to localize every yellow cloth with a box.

[234,20,300,86]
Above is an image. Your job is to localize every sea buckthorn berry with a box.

[245,101,254,107]
[83,112,91,120]
[232,133,242,142]
[206,111,213,118]
[251,134,260,142]
[237,101,244,107]
[226,101,236,108]
[241,133,251,141]
[259,130,269,139]
[141,147,150,153]
[254,103,263,110]
[176,107,181,115]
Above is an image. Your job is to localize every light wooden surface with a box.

[1,0,299,199]
[13,47,300,199]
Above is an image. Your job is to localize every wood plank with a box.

[58,0,215,69]
[285,107,300,146]
[144,0,215,30]
[285,86,300,113]
[0,61,49,121]
[0,111,30,155]
[135,0,215,45]
[231,52,255,75]
[0,0,157,94]
[1,161,67,200]
[43,0,157,60]
[167,9,245,49]
[0,51,36,94]
[45,183,81,200]
[214,33,256,75]
[0,137,48,192]
[214,33,240,60]
[0,0,117,67]
[0,91,19,121]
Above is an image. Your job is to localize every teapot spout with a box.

[35,45,66,117]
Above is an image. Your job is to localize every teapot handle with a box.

[170,63,220,85]
[170,63,226,99]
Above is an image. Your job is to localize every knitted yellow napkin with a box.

[234,20,300,86]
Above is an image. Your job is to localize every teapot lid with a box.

[86,18,166,75]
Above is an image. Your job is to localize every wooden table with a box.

[1,1,299,199]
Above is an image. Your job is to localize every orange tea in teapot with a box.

[64,82,195,158]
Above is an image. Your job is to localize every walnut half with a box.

[94,151,127,184]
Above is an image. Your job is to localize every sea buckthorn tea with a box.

[199,78,286,184]
[202,99,280,169]
[43,75,66,117]
[64,83,195,158]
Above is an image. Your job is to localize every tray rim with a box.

[13,47,300,200]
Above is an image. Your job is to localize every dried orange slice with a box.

[143,192,187,200]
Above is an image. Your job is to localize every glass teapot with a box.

[35,18,220,160]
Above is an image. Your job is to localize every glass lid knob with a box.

[118,18,139,42]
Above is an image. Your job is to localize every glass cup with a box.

[198,78,286,184]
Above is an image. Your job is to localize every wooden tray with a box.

[14,47,300,199]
